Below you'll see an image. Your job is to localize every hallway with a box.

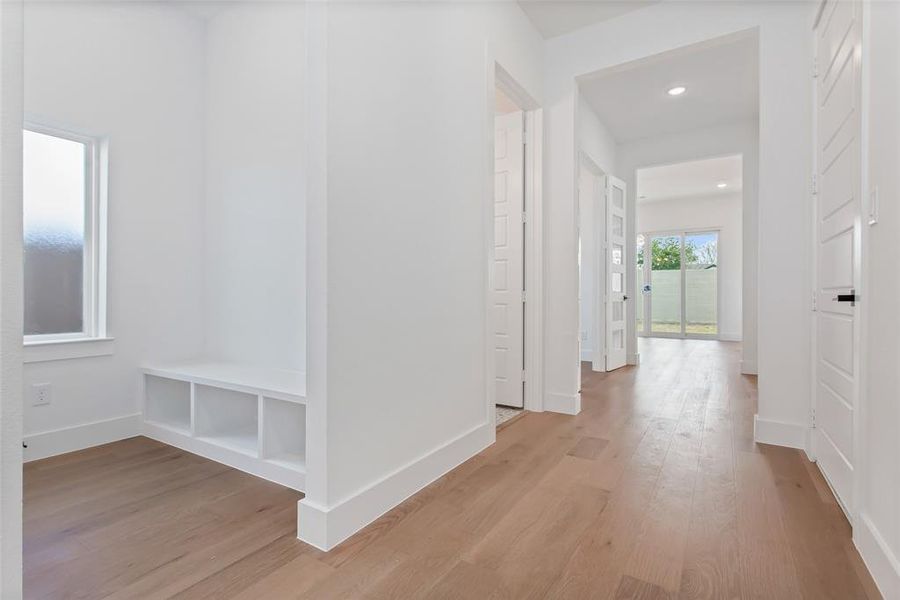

[298,338,878,598]
[24,338,879,598]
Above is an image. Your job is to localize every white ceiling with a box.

[637,154,742,203]
[579,32,758,143]
[518,0,659,39]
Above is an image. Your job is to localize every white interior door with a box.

[494,111,525,408]
[813,0,861,517]
[605,175,628,371]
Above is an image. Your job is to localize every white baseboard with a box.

[753,415,809,451]
[855,513,900,599]
[298,421,493,551]
[741,359,758,375]
[24,413,141,462]
[143,420,305,492]
[719,332,742,342]
[545,391,581,415]
[627,352,640,366]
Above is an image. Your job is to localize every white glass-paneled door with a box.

[637,230,719,339]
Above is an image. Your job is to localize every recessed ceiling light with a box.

[667,86,686,96]
[717,182,728,189]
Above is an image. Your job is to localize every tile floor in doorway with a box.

[496,405,523,427]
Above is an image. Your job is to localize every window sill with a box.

[24,337,115,364]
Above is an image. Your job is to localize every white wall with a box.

[577,95,617,360]
[856,1,900,595]
[578,93,618,172]
[637,192,743,340]
[621,120,758,357]
[578,168,598,359]
[544,2,810,429]
[204,3,306,372]
[22,3,207,453]
[300,0,542,547]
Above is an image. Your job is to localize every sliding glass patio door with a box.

[684,231,718,336]
[649,234,682,334]
[636,230,719,339]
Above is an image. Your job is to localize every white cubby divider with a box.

[261,397,306,471]
[140,362,306,491]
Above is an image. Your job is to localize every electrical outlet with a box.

[32,383,51,406]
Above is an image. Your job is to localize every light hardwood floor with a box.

[24,339,880,599]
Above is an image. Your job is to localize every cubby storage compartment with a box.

[262,397,306,471]
[140,363,307,491]
[194,385,259,456]
[144,375,191,433]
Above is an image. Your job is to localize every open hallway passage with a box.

[23,338,879,599]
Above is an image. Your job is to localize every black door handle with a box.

[832,289,857,306]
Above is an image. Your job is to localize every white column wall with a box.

[204,3,306,373]
[301,1,543,548]
[577,95,618,364]
[0,0,24,594]
[856,1,900,596]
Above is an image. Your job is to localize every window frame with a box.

[23,120,108,347]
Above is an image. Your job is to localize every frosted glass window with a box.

[612,185,624,209]
[612,215,623,237]
[23,127,102,340]
[611,272,623,293]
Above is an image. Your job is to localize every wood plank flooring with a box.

[24,339,881,599]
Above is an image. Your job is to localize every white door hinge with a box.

[812,58,818,79]
[522,211,527,224]
[811,291,817,312]
[811,408,817,428]
[811,173,818,195]
[521,290,526,303]
[521,369,527,382]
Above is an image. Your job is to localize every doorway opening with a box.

[490,65,542,425]
[578,152,629,376]
[636,154,742,341]
[574,30,758,383]
[641,230,720,337]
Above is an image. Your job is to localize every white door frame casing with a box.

[579,151,606,373]
[0,0,25,595]
[486,58,544,417]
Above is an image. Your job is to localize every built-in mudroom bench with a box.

[141,362,307,491]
